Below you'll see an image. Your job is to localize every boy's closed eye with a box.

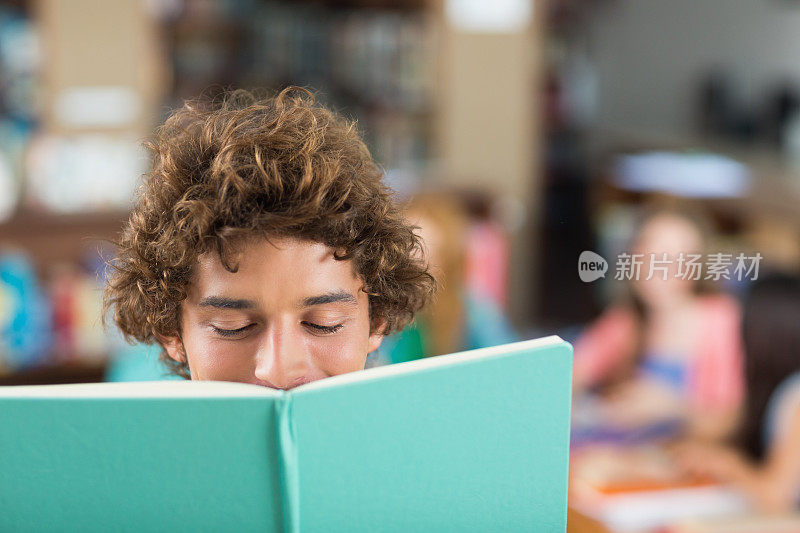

[303,321,344,334]
[209,320,346,338]
[211,324,256,337]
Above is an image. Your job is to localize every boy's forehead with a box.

[188,236,365,303]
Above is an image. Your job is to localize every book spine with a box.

[276,394,300,533]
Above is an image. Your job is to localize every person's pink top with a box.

[573,294,744,413]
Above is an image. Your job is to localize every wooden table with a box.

[568,507,612,533]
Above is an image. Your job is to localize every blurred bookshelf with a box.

[0,207,124,382]
[0,360,106,386]
[535,0,601,327]
[163,0,437,173]
[2,0,546,380]
[0,0,441,384]
[0,209,128,267]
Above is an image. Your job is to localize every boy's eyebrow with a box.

[301,290,357,308]
[198,296,258,310]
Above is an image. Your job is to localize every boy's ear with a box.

[160,335,187,363]
[367,320,387,354]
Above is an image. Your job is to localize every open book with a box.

[0,336,572,532]
[570,445,750,532]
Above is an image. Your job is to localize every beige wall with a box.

[586,0,800,138]
[37,0,166,137]
[434,0,543,326]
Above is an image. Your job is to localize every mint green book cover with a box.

[0,336,572,532]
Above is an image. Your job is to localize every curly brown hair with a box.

[104,87,435,378]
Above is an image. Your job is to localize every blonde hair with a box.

[405,191,470,356]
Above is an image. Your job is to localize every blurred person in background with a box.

[380,191,517,364]
[572,207,744,441]
[675,274,800,512]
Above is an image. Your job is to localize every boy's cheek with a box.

[313,330,373,375]
[183,337,253,381]
[182,326,371,383]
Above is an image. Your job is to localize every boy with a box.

[104,88,435,389]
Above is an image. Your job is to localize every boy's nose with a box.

[254,324,311,390]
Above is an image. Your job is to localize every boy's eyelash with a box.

[304,322,343,334]
[212,325,253,337]
[212,323,343,336]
